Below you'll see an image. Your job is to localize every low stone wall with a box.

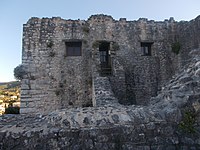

[0,117,194,150]
[0,103,199,150]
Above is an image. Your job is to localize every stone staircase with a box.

[92,76,119,107]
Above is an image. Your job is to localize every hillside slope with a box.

[0,81,20,89]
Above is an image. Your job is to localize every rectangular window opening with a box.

[99,42,112,76]
[66,41,82,56]
[99,42,110,68]
[141,42,153,56]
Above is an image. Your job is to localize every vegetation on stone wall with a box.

[47,40,54,48]
[83,40,88,45]
[55,84,64,96]
[82,25,90,34]
[112,42,120,51]
[179,109,197,134]
[92,41,100,49]
[55,89,61,96]
[5,107,20,114]
[171,42,181,55]
[49,51,56,57]
[14,64,27,80]
[82,101,92,107]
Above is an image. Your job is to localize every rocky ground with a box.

[0,49,200,149]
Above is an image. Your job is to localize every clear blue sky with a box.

[0,0,199,82]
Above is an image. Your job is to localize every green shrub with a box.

[82,25,90,33]
[82,101,92,107]
[55,90,60,96]
[112,42,120,51]
[14,64,27,80]
[172,42,181,55]
[179,109,196,134]
[49,51,56,57]
[47,40,54,48]
[5,107,20,114]
[55,88,63,96]
[92,41,100,49]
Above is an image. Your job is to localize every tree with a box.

[14,64,27,80]
[5,106,20,114]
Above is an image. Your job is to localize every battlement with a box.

[26,14,180,25]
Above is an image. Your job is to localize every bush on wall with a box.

[172,42,181,55]
[5,107,20,114]
[14,64,27,80]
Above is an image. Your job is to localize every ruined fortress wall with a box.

[177,16,200,66]
[21,18,93,114]
[2,47,200,149]
[20,15,200,113]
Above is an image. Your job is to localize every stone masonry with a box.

[0,14,200,149]
[0,48,200,149]
[21,14,200,114]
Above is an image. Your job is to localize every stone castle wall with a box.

[21,14,200,114]
[1,48,200,149]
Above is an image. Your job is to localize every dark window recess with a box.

[100,51,107,63]
[66,42,82,56]
[141,42,153,56]
[99,42,111,76]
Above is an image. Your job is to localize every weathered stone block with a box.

[20,108,37,114]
